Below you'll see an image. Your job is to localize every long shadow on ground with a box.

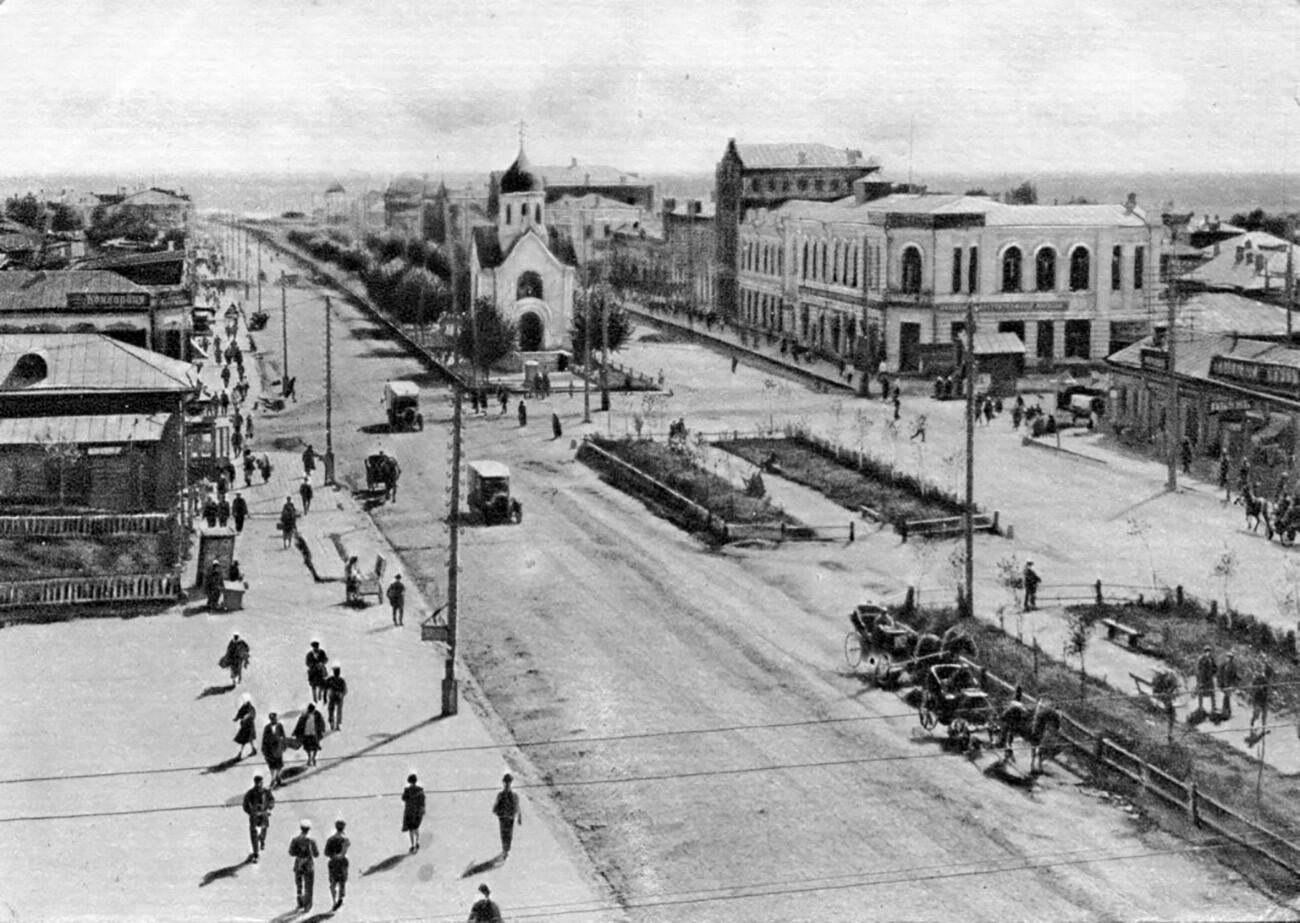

[199,857,253,887]
[361,853,408,877]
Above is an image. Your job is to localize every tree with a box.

[4,193,45,229]
[1212,545,1239,616]
[569,291,632,363]
[49,203,84,232]
[391,267,450,326]
[964,188,990,197]
[1228,208,1298,240]
[1004,181,1038,205]
[457,297,518,374]
[1063,609,1100,698]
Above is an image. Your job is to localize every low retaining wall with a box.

[0,572,183,612]
[0,513,174,537]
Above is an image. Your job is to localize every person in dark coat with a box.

[231,493,248,533]
[259,454,273,484]
[386,574,406,626]
[305,640,329,702]
[206,560,225,611]
[499,387,509,415]
[324,665,347,731]
[222,632,250,685]
[325,819,350,910]
[221,364,231,389]
[217,496,231,528]
[492,773,522,858]
[551,412,563,440]
[219,390,231,416]
[288,820,319,911]
[262,713,287,787]
[468,883,503,923]
[279,497,298,549]
[402,773,426,852]
[242,775,275,863]
[203,494,219,528]
[233,694,258,760]
[1195,646,1218,714]
[892,392,901,422]
[302,444,317,480]
[1023,561,1041,611]
[293,703,326,767]
[242,450,255,488]
[1219,652,1240,718]
[299,477,313,515]
[517,399,527,428]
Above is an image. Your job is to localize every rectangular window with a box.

[1133,246,1146,289]
[951,322,966,343]
[1064,319,1091,359]
[1036,320,1054,360]
[1111,246,1122,291]
[951,247,963,294]
[968,246,979,293]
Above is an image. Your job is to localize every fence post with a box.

[848,521,855,543]
[1188,782,1200,827]
[1095,579,1103,606]
[1032,638,1040,679]
[992,510,999,533]
[1176,585,1184,607]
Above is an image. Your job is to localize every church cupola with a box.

[498,143,545,249]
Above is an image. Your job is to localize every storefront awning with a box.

[0,413,170,446]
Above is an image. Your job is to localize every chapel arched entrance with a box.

[519,311,545,352]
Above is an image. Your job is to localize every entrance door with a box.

[899,322,922,372]
[518,311,544,352]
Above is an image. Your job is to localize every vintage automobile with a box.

[467,460,522,525]
[384,381,424,432]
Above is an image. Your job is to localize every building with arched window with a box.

[738,191,1162,374]
[468,144,577,353]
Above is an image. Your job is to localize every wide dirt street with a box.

[261,248,1286,921]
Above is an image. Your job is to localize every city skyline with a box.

[1,0,1299,177]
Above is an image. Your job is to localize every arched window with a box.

[1001,246,1023,293]
[505,204,512,225]
[832,241,841,284]
[803,240,810,280]
[534,204,541,223]
[1035,247,1057,292]
[1069,247,1090,291]
[901,246,923,294]
[516,271,544,300]
[820,242,828,281]
[851,245,859,288]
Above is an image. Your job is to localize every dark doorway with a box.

[519,312,544,351]
[516,271,544,301]
[1036,321,1055,361]
[899,322,922,372]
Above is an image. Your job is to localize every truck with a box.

[384,380,423,432]
[467,460,522,525]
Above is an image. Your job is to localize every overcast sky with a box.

[2,0,1299,177]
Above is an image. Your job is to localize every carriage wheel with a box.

[844,632,863,669]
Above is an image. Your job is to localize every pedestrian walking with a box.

[402,773,426,852]
[234,694,258,759]
[982,397,994,425]
[222,632,250,685]
[231,428,243,457]
[207,559,225,611]
[305,640,330,702]
[217,496,231,528]
[216,469,230,501]
[518,399,528,428]
[1219,651,1240,718]
[730,355,739,374]
[1195,645,1218,715]
[470,390,480,415]
[219,390,231,416]
[203,493,219,528]
[246,414,254,440]
[242,775,274,863]
[288,820,320,912]
[499,388,509,416]
[293,703,326,767]
[387,574,406,626]
[492,773,522,858]
[892,392,901,422]
[284,376,298,402]
[302,444,317,480]
[468,883,504,923]
[1249,660,1275,732]
[325,820,350,910]
[1181,437,1193,476]
[231,492,248,533]
[909,415,927,443]
[242,451,255,488]
[324,665,347,731]
[551,411,563,440]
[221,364,231,389]
[279,496,298,549]
[1022,561,1041,611]
[1219,452,1231,502]
[262,713,287,787]
[299,477,313,515]
[259,454,273,484]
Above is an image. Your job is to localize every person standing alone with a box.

[324,665,347,731]
[402,773,426,853]
[387,574,405,626]
[492,773,522,859]
[242,774,274,862]
[1022,561,1041,611]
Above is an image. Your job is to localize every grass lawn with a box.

[0,532,177,581]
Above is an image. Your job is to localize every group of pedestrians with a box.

[1194,645,1274,729]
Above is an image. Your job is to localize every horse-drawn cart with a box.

[363,451,401,502]
[844,605,978,688]
[917,663,996,752]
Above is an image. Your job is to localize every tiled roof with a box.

[860,194,1150,227]
[0,412,171,445]
[1109,332,1300,382]
[734,143,873,170]
[548,194,643,211]
[539,163,643,186]
[1184,232,1299,291]
[73,250,186,271]
[121,188,190,206]
[0,333,198,393]
[0,271,153,312]
[472,227,504,269]
[546,227,579,268]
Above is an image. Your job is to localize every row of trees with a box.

[1229,208,1300,240]
[4,193,84,232]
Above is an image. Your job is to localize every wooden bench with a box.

[1102,617,1144,649]
[350,554,386,605]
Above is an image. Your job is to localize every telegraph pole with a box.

[963,297,976,618]
[1165,227,1181,492]
[256,239,263,317]
[280,272,290,398]
[324,296,335,485]
[600,283,611,413]
[442,389,462,717]
[582,282,592,424]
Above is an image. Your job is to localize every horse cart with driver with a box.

[917,662,996,752]
[844,605,978,688]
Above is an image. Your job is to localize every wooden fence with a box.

[0,513,174,537]
[900,512,999,541]
[970,658,1300,878]
[576,439,727,539]
[0,572,183,611]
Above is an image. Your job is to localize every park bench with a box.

[1102,617,1144,650]
[350,554,386,606]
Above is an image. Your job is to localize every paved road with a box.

[255,240,1283,921]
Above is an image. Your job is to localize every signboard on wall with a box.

[66,292,151,310]
[1140,348,1169,372]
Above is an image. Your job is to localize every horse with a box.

[1236,487,1270,534]
[995,695,1060,773]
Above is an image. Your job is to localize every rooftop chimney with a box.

[662,197,677,216]
[1124,192,1137,214]
[571,157,578,168]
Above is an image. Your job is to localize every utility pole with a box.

[442,389,462,717]
[257,239,263,317]
[582,280,592,424]
[963,297,976,618]
[280,272,290,398]
[600,282,611,413]
[324,296,335,486]
[1164,227,1180,492]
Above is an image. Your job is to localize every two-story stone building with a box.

[738,189,1161,373]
